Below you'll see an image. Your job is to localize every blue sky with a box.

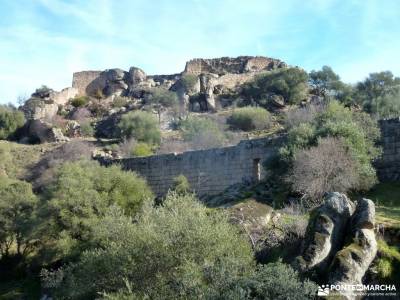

[0,0,399,104]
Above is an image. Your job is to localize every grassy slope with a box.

[363,182,400,229]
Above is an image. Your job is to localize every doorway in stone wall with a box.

[253,158,261,182]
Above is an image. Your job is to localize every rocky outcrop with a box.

[25,120,69,143]
[295,194,378,300]
[70,56,289,112]
[295,192,355,273]
[329,199,377,294]
[21,98,58,121]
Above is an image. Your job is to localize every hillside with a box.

[1,56,400,299]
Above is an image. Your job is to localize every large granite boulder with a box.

[103,68,129,96]
[329,199,377,296]
[199,73,218,111]
[295,195,378,300]
[295,192,355,273]
[20,98,59,121]
[26,120,69,143]
[127,67,147,85]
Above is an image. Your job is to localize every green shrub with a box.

[79,121,94,137]
[0,105,25,140]
[131,142,153,157]
[181,74,198,91]
[211,261,318,300]
[112,96,129,108]
[228,106,272,131]
[42,192,254,299]
[278,101,380,200]
[0,177,38,258]
[43,160,153,258]
[241,68,309,107]
[172,174,191,194]
[179,116,226,149]
[375,239,400,283]
[70,96,89,108]
[118,111,161,145]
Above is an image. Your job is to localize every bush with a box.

[228,106,272,131]
[70,96,89,108]
[179,116,226,149]
[145,88,179,121]
[375,239,400,283]
[180,74,198,91]
[0,105,25,140]
[42,160,153,258]
[0,177,38,258]
[28,141,93,190]
[278,101,381,200]
[118,111,161,145]
[131,142,153,157]
[241,68,309,107]
[284,103,325,129]
[79,121,94,137]
[42,192,254,299]
[233,261,317,300]
[112,96,129,108]
[172,174,191,194]
[287,137,358,202]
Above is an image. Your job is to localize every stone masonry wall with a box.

[112,137,281,197]
[376,118,400,181]
[72,71,105,96]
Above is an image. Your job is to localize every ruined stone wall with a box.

[72,71,105,96]
[376,118,400,181]
[50,87,78,105]
[113,137,281,197]
[184,56,285,75]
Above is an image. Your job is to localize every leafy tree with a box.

[309,66,340,96]
[227,106,272,131]
[0,105,25,140]
[118,111,161,145]
[308,66,354,104]
[146,88,178,123]
[42,160,153,258]
[356,71,400,113]
[42,192,254,299]
[367,89,400,118]
[0,177,38,258]
[241,68,309,106]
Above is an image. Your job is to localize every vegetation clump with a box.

[0,105,25,140]
[118,111,161,145]
[280,101,381,203]
[228,106,272,131]
[241,67,309,107]
[179,116,226,149]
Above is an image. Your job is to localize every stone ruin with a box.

[70,56,288,112]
